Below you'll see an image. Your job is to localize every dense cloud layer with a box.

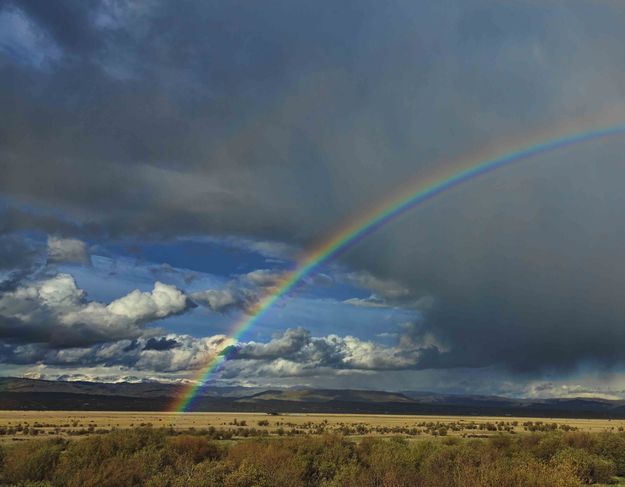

[3,0,625,387]
[4,0,624,241]
[0,325,435,377]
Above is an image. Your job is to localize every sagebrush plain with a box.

[2,419,625,486]
[1,411,625,443]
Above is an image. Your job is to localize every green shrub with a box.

[0,439,64,484]
[2,426,625,486]
[551,447,615,484]
[224,460,272,487]
[522,432,567,461]
[168,435,223,462]
[593,432,625,475]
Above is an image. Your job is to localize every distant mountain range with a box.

[2,377,625,418]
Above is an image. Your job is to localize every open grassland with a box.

[2,427,625,486]
[1,411,625,443]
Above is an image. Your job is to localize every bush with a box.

[552,447,615,484]
[593,432,625,475]
[0,439,64,484]
[3,426,625,486]
[168,435,223,462]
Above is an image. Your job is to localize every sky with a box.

[3,0,625,398]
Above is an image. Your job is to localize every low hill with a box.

[239,389,414,404]
[2,377,625,418]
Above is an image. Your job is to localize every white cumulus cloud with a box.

[0,274,192,347]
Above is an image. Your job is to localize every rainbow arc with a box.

[173,123,625,412]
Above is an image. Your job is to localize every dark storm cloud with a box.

[0,233,47,292]
[3,0,625,377]
[346,149,625,373]
[0,206,103,240]
[3,0,607,240]
[0,234,40,271]
[143,337,179,351]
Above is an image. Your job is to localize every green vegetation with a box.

[1,428,625,486]
[0,417,585,439]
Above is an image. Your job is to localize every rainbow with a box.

[173,123,625,412]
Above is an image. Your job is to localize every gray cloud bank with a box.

[0,325,439,378]
[47,236,91,266]
[3,0,625,380]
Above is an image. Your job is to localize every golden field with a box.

[1,410,624,442]
[3,413,625,485]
